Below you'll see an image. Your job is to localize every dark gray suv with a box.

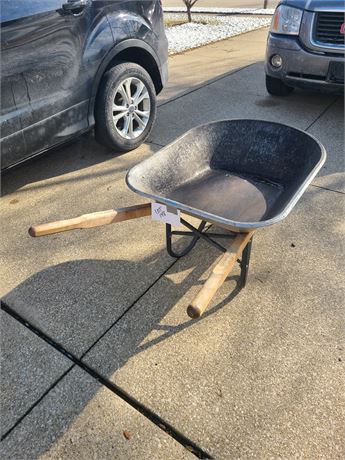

[1,0,168,169]
[265,0,344,95]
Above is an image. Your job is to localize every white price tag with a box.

[151,202,181,226]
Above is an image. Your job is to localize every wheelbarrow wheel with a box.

[95,62,157,152]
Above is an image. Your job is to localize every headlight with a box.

[270,5,303,35]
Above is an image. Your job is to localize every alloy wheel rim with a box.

[112,77,151,140]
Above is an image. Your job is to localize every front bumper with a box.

[266,33,344,92]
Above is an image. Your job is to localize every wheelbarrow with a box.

[29,120,326,319]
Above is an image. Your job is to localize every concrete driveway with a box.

[1,28,344,459]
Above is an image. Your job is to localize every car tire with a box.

[95,62,157,151]
[266,75,294,96]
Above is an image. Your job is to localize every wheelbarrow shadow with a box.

[1,238,243,458]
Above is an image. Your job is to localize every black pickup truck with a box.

[265,0,344,95]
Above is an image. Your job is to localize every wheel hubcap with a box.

[112,77,151,140]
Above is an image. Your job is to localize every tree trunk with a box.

[187,6,192,22]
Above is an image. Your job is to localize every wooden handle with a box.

[29,203,151,237]
[187,231,255,319]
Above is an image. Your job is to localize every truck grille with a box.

[315,12,345,46]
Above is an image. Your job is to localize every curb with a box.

[163,7,275,16]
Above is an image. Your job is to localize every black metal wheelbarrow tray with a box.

[30,120,326,319]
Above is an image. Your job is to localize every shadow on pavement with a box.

[1,131,123,197]
[1,232,242,457]
[1,183,344,458]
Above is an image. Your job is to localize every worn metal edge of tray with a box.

[126,119,327,230]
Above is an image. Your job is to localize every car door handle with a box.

[62,0,89,13]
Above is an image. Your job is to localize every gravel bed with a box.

[164,7,275,15]
[165,14,271,55]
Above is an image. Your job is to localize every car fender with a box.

[87,38,163,125]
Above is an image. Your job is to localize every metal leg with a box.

[180,218,227,253]
[166,221,207,258]
[239,237,253,288]
[166,217,254,291]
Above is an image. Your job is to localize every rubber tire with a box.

[266,74,294,96]
[95,62,157,152]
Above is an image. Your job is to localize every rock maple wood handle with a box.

[29,203,151,237]
[187,230,255,319]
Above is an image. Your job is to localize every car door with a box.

[1,0,94,168]
[1,3,29,168]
